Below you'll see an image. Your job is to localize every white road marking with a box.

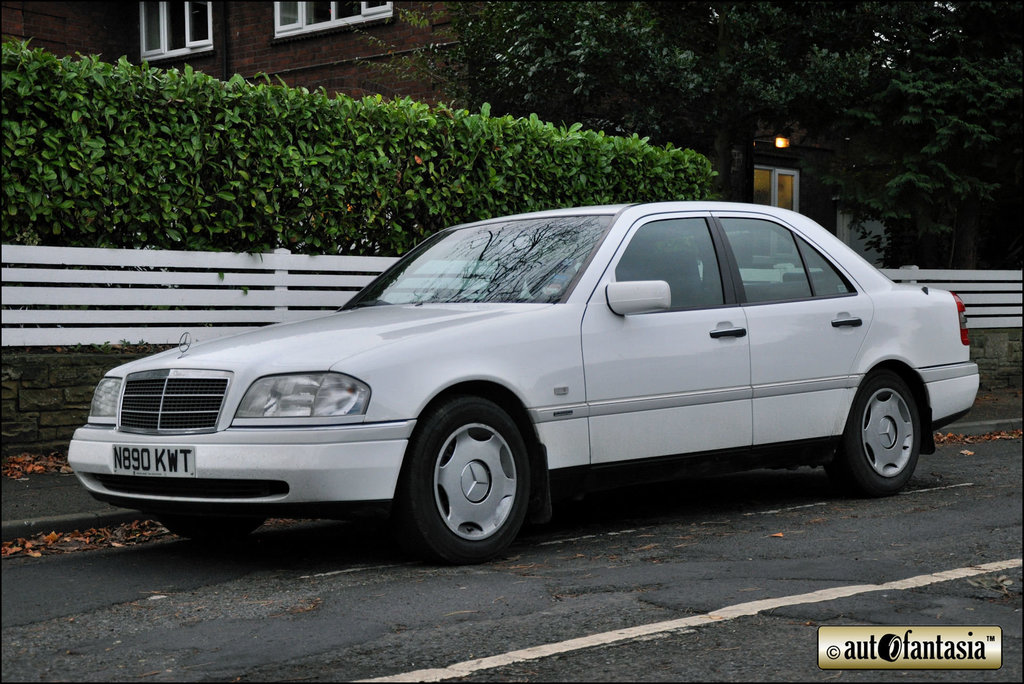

[359,558,1022,683]
[537,534,598,546]
[299,563,410,579]
[743,482,976,517]
[744,502,829,516]
[538,529,639,546]
[907,482,975,494]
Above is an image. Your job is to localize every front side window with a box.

[720,218,853,303]
[346,216,610,307]
[140,1,213,59]
[275,2,394,37]
[614,218,725,310]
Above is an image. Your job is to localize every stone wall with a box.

[2,330,1020,457]
[970,328,1023,391]
[1,350,153,458]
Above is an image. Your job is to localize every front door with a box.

[581,215,752,464]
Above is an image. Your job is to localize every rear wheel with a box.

[392,396,530,564]
[160,514,265,541]
[827,370,921,496]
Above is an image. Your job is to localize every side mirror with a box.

[605,280,671,316]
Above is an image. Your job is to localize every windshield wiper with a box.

[345,299,392,310]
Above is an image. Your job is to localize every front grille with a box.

[94,474,288,499]
[120,370,230,434]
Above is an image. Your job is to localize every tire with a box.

[160,514,265,542]
[827,370,921,497]
[392,396,531,564]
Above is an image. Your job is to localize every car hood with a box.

[108,304,551,377]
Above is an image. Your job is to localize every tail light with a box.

[952,292,969,346]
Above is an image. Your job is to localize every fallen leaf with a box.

[2,451,72,479]
[935,429,1022,446]
[770,533,785,538]
[287,598,322,614]
[1,520,173,558]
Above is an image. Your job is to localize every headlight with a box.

[89,377,122,424]
[235,372,370,420]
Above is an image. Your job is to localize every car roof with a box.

[456,202,813,227]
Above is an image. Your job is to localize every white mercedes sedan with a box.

[68,202,979,563]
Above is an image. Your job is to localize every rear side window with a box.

[719,218,853,303]
[615,218,725,309]
[795,235,855,297]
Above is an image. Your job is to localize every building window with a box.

[140,1,213,60]
[753,166,799,212]
[274,2,394,37]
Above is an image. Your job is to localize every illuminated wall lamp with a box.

[774,136,790,148]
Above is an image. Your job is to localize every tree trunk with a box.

[952,197,980,269]
[737,133,754,203]
[712,5,735,202]
[915,230,944,269]
[714,127,734,201]
[712,129,756,204]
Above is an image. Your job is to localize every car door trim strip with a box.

[532,377,866,424]
[751,375,860,398]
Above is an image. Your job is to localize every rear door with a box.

[714,214,873,444]
[581,214,752,464]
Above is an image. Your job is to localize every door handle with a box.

[710,327,747,338]
[831,317,863,328]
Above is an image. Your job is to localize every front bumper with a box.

[68,420,414,516]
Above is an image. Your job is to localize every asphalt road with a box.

[2,437,1020,682]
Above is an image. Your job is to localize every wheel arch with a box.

[410,380,553,524]
[862,360,935,454]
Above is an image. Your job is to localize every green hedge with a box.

[2,41,715,256]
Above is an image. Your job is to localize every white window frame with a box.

[274,2,394,38]
[754,166,800,212]
[140,1,214,60]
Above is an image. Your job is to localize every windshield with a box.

[346,215,611,306]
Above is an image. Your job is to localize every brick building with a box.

[1,1,452,101]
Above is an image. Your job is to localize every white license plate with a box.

[112,445,197,477]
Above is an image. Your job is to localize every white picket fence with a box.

[1,244,397,346]
[1,245,1021,346]
[880,266,1022,330]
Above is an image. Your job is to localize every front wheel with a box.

[827,370,921,497]
[392,396,531,564]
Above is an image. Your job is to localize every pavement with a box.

[3,388,1021,543]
